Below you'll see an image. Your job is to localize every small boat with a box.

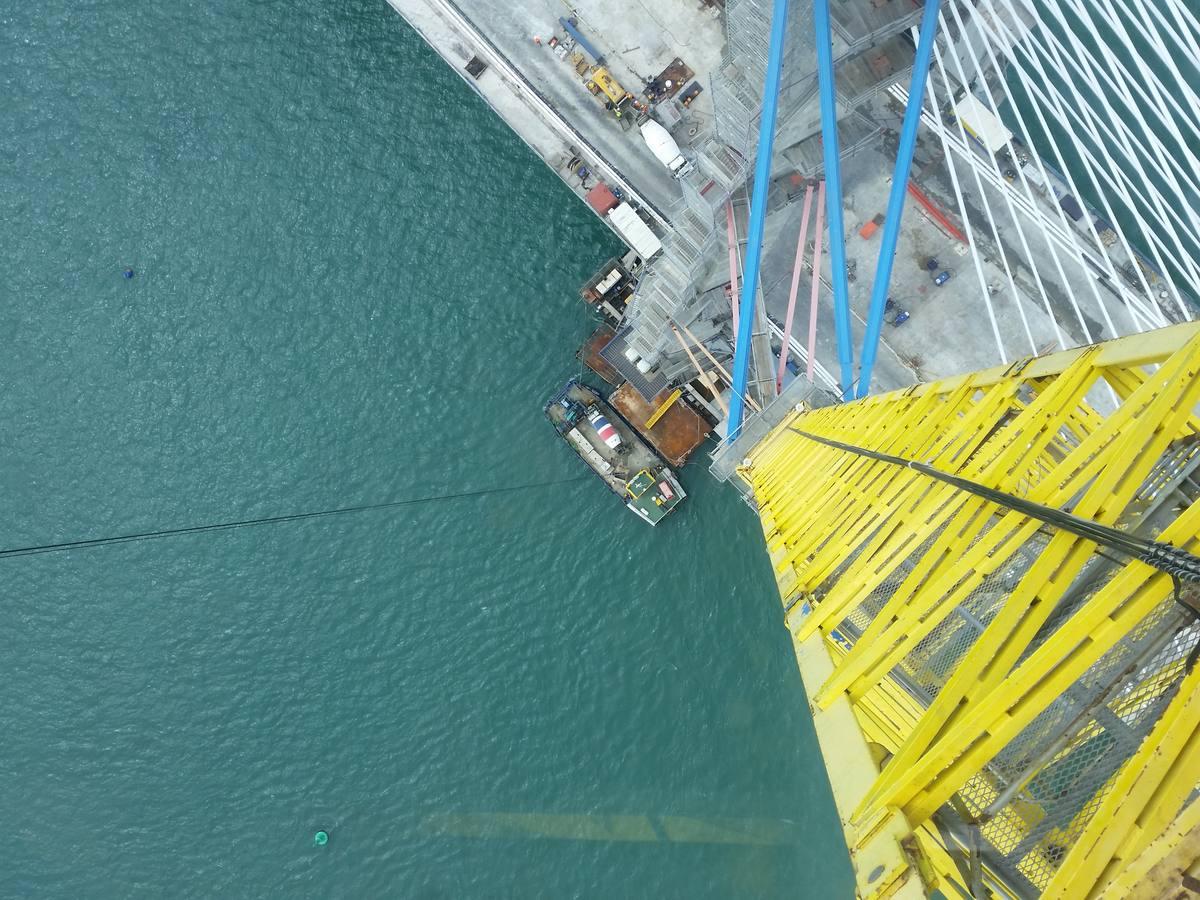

[545,379,686,525]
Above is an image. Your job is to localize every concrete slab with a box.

[385,0,671,228]
[750,138,1077,397]
[449,0,727,217]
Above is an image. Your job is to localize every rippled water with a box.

[1,1,852,895]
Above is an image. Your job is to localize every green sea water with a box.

[1,0,852,896]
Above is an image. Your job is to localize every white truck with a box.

[606,203,662,260]
[639,119,694,179]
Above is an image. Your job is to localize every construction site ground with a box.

[448,0,725,216]
[722,131,1147,396]
[387,0,1174,407]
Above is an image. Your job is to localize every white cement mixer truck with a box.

[639,119,694,179]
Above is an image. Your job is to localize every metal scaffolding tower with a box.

[733,322,1200,898]
[620,0,928,390]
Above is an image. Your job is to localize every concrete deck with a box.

[446,0,727,216]
[718,71,1179,398]
[386,0,675,225]
[748,140,1086,396]
[387,0,1180,408]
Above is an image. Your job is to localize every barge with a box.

[545,379,685,525]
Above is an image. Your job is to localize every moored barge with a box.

[545,379,686,525]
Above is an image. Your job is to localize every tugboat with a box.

[545,379,686,525]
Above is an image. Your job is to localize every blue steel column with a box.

[726,0,791,439]
[814,0,855,401]
[855,0,942,399]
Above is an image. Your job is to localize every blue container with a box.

[559,18,605,65]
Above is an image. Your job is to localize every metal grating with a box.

[811,458,1200,895]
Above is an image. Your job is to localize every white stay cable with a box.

[948,1,1119,340]
[1055,0,1200,147]
[1015,0,1200,268]
[1070,0,1200,157]
[892,78,1160,333]
[1136,0,1200,120]
[915,50,1040,353]
[1161,0,1200,55]
[1046,0,1200,247]
[920,44,1009,362]
[941,9,1069,348]
[1030,0,1200,300]
[985,6,1174,325]
[951,5,1164,331]
[1082,0,1200,291]
[945,2,1100,344]
[1000,1,1194,320]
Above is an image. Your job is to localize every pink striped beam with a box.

[776,183,815,391]
[806,181,827,382]
[725,200,740,340]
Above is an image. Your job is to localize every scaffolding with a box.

[621,0,822,378]
[619,0,958,391]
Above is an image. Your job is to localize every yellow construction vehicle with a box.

[586,66,626,105]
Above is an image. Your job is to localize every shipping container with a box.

[954,94,1014,155]
[1060,194,1085,221]
[607,203,663,260]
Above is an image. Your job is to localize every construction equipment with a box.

[638,119,695,179]
[587,67,629,107]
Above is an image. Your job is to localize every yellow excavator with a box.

[586,66,633,118]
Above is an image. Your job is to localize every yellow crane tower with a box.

[731,323,1200,899]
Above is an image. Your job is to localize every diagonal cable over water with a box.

[0,476,591,560]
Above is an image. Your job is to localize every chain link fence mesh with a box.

[804,476,1200,896]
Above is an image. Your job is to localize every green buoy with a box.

[314,830,329,846]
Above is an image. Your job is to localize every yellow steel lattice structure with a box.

[736,324,1200,899]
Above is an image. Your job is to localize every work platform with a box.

[581,325,714,465]
[578,324,622,385]
[609,382,712,467]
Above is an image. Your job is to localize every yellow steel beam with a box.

[1043,663,1200,898]
[739,323,1200,899]
[868,340,1200,825]
[857,334,1200,816]
[784,600,934,898]
[812,361,1110,701]
[792,383,1022,639]
[1095,797,1200,900]
[937,320,1200,389]
[643,388,682,429]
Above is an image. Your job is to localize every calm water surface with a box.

[0,1,852,896]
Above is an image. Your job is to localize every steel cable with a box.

[0,475,591,561]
